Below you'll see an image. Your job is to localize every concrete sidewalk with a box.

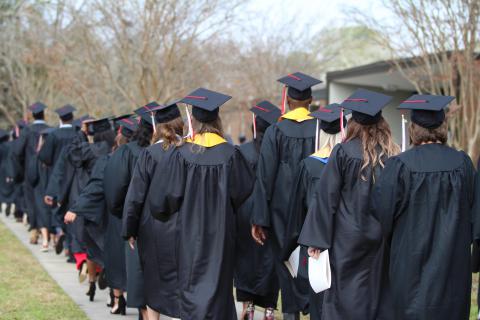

[0,212,266,320]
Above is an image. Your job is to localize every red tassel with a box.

[281,85,287,115]
[253,105,270,112]
[344,98,368,102]
[252,113,257,140]
[403,100,428,104]
[185,95,208,100]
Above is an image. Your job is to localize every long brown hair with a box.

[345,117,400,180]
[151,117,184,149]
[193,117,224,137]
[409,122,447,146]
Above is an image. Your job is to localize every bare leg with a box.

[140,307,149,320]
[87,259,97,283]
[147,306,160,320]
[40,227,49,251]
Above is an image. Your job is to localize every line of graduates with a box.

[0,71,479,320]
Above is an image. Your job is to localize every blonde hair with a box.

[318,131,343,152]
[345,117,400,180]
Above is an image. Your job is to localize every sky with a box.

[241,0,393,34]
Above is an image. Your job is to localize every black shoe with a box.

[111,295,126,315]
[107,288,114,307]
[55,234,65,255]
[86,282,96,302]
[97,269,107,290]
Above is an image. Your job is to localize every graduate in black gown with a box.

[0,129,14,215]
[104,103,156,319]
[12,102,50,245]
[251,72,321,319]
[298,89,400,320]
[372,95,476,320]
[282,103,345,320]
[101,115,136,314]
[123,101,184,320]
[149,88,255,320]
[38,105,77,254]
[64,118,116,301]
[234,100,280,320]
[6,120,28,222]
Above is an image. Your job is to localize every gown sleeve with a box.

[469,155,480,242]
[251,126,279,227]
[229,147,255,211]
[298,144,344,250]
[38,132,56,166]
[150,149,186,222]
[104,145,134,218]
[122,149,155,239]
[281,161,308,260]
[45,148,66,199]
[371,157,409,240]
[69,156,108,225]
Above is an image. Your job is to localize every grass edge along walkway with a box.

[0,218,88,320]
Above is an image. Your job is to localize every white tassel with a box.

[185,106,194,138]
[401,113,407,152]
[252,113,257,140]
[151,112,156,133]
[315,119,319,151]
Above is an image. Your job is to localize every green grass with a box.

[0,220,88,320]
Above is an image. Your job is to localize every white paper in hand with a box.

[284,246,301,278]
[308,249,332,293]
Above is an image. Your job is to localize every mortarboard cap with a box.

[147,100,182,124]
[135,102,161,126]
[89,117,111,134]
[55,104,76,121]
[250,100,281,125]
[341,89,392,125]
[398,94,454,129]
[111,114,133,131]
[181,88,232,122]
[16,119,28,128]
[277,72,322,101]
[74,115,93,129]
[28,102,47,115]
[117,117,138,138]
[310,103,348,135]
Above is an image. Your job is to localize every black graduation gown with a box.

[298,139,391,320]
[104,141,145,308]
[149,141,255,320]
[283,154,328,320]
[122,143,180,317]
[0,141,15,204]
[5,138,26,215]
[12,122,49,228]
[39,126,77,227]
[372,144,476,320]
[251,118,315,313]
[33,154,52,229]
[69,155,110,267]
[234,141,279,308]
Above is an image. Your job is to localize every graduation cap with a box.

[398,94,454,129]
[180,88,232,123]
[250,100,281,125]
[116,117,138,138]
[73,115,93,129]
[135,102,161,126]
[55,104,76,121]
[28,102,47,115]
[111,114,133,131]
[277,72,322,114]
[88,117,111,134]
[16,119,28,128]
[310,103,348,135]
[341,89,392,125]
[147,100,182,124]
[250,100,281,140]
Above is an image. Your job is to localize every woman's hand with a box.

[308,247,321,260]
[64,211,77,224]
[128,237,136,250]
[251,225,267,246]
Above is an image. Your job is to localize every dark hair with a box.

[131,121,153,148]
[287,96,312,109]
[409,121,448,146]
[253,117,270,152]
[194,117,224,137]
[93,130,116,149]
[151,117,184,149]
[33,111,44,120]
[114,132,130,151]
